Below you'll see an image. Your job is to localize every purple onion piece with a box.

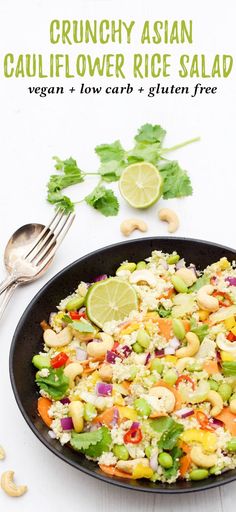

[176,259,185,270]
[175,407,194,418]
[106,350,119,364]
[60,417,73,431]
[149,450,158,472]
[145,352,151,365]
[60,398,70,405]
[96,382,113,396]
[110,407,120,427]
[155,348,165,358]
[209,418,224,429]
[188,263,197,275]
[94,274,108,282]
[211,276,218,285]
[76,347,87,361]
[131,421,140,430]
[164,346,176,355]
[169,337,180,349]
[160,259,168,270]
[119,345,132,358]
[216,350,222,363]
[225,277,236,286]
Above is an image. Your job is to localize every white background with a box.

[0,0,236,510]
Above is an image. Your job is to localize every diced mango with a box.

[231,326,236,336]
[180,429,217,452]
[165,355,177,363]
[132,464,154,479]
[121,323,140,335]
[224,317,236,330]
[113,393,125,406]
[219,257,231,270]
[117,406,137,421]
[221,351,236,362]
[198,310,209,321]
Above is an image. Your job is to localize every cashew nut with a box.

[229,399,236,414]
[64,362,83,388]
[176,357,195,373]
[197,285,219,312]
[158,208,179,233]
[68,401,84,432]
[206,390,223,417]
[175,268,197,287]
[120,218,148,237]
[176,332,200,358]
[0,445,5,460]
[43,326,72,348]
[190,446,217,468]
[116,458,149,474]
[149,386,176,413]
[129,269,157,288]
[98,364,113,382]
[1,471,27,497]
[87,333,114,358]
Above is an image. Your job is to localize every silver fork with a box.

[0,209,75,303]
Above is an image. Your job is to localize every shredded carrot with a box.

[99,464,132,479]
[203,360,220,375]
[156,318,173,340]
[40,320,51,331]
[179,441,191,454]
[37,397,52,428]
[149,412,168,419]
[122,380,131,391]
[183,320,190,332]
[216,407,236,436]
[179,454,191,478]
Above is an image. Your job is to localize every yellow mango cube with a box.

[180,429,217,452]
[117,406,137,421]
[231,326,236,336]
[219,257,231,270]
[221,351,235,362]
[198,310,209,321]
[224,317,236,330]
[165,355,177,363]
[132,464,154,479]
[121,323,140,335]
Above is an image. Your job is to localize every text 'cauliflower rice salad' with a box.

[32,251,236,484]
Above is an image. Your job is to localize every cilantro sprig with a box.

[46,124,199,216]
[70,427,112,457]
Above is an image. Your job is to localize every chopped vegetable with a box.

[35,368,69,400]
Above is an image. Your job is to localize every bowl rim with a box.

[9,235,236,494]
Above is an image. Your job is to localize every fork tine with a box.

[27,210,66,264]
[32,212,75,268]
[25,209,63,259]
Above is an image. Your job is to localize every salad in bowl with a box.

[32,250,236,484]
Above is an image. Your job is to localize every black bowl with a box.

[10,237,236,493]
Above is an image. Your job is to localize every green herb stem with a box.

[162,136,201,154]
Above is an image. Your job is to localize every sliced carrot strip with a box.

[216,407,236,436]
[93,407,119,428]
[203,360,220,375]
[37,397,52,428]
[156,318,173,340]
[149,412,168,419]
[179,454,191,478]
[99,465,133,479]
[179,441,191,454]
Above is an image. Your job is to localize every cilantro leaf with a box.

[190,318,209,342]
[85,185,119,216]
[150,417,175,433]
[35,367,69,400]
[157,306,172,318]
[159,160,193,199]
[99,160,124,182]
[95,141,125,163]
[53,156,82,175]
[158,422,184,450]
[47,191,75,213]
[71,320,95,333]
[127,142,162,165]
[48,157,84,194]
[134,124,166,145]
[163,446,183,479]
[71,427,112,457]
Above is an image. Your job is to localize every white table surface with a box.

[0,0,236,509]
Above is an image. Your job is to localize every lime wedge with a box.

[86,278,138,328]
[119,162,163,209]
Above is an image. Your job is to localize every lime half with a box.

[119,162,163,209]
[86,278,138,328]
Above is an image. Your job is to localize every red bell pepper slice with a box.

[51,352,69,368]
[212,291,232,307]
[69,311,86,320]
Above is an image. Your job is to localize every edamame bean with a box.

[84,403,97,421]
[163,369,178,386]
[129,366,138,380]
[209,379,219,391]
[65,296,85,311]
[32,354,51,370]
[136,329,150,348]
[209,465,222,475]
[172,319,186,340]
[171,275,188,294]
[227,438,236,452]
[187,362,203,372]
[150,359,164,374]
[167,254,180,265]
[189,469,209,481]
[145,446,152,458]
[230,393,236,402]
[116,262,136,274]
[218,383,232,401]
[134,398,151,417]
[132,342,144,354]
[113,444,129,460]
[158,452,173,469]
[136,261,147,270]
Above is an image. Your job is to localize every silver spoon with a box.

[0,223,53,320]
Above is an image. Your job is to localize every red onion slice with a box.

[60,398,70,405]
[94,274,108,282]
[175,407,194,418]
[155,349,165,357]
[149,450,158,472]
[76,348,87,361]
[225,277,236,286]
[96,382,113,396]
[60,417,73,430]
